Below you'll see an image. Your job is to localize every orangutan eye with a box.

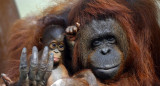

[52,43,56,47]
[58,44,64,51]
[59,45,64,48]
[93,40,102,47]
[49,42,57,49]
[106,36,116,44]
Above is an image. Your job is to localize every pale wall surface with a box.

[15,0,57,18]
[15,0,160,24]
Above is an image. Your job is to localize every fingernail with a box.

[44,46,49,51]
[33,46,38,52]
[22,47,27,53]
[32,46,38,61]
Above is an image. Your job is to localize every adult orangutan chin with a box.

[1,0,160,86]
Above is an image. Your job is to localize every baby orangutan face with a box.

[49,40,64,65]
[41,25,65,66]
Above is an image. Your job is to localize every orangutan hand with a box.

[17,46,53,86]
[66,22,80,35]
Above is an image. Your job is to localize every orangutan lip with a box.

[96,64,120,70]
[54,57,60,62]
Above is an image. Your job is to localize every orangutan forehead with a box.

[80,18,124,40]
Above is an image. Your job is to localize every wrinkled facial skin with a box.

[42,25,65,65]
[78,18,128,80]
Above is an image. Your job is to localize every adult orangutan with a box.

[53,0,160,85]
[65,0,160,85]
[1,0,160,86]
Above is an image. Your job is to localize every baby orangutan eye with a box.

[58,44,64,51]
[52,43,56,47]
[59,45,64,48]
[49,42,57,49]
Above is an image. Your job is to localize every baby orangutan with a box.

[40,23,98,86]
[39,24,69,86]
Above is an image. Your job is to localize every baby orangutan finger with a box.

[65,27,70,33]
[73,26,78,33]
[75,22,80,28]
[69,26,73,34]
[66,26,78,35]
[66,26,73,34]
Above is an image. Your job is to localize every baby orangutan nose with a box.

[53,49,60,53]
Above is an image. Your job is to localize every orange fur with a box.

[4,1,74,81]
[69,0,160,85]
[2,0,160,85]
